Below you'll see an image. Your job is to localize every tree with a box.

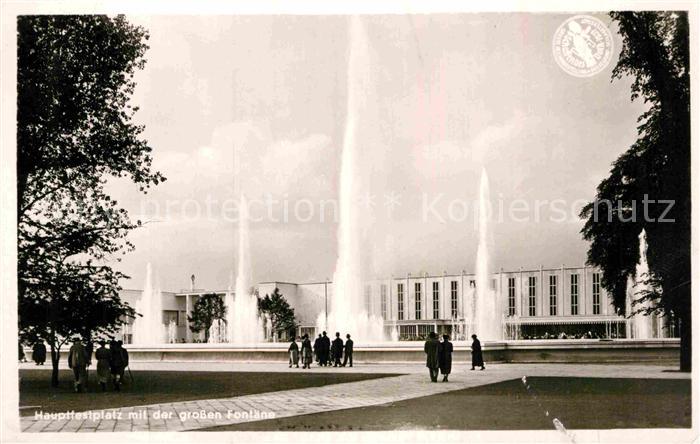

[187,294,226,342]
[19,262,135,387]
[580,12,690,370]
[17,15,165,386]
[258,288,297,341]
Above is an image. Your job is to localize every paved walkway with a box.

[19,363,688,433]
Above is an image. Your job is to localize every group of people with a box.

[522,331,604,340]
[68,338,130,393]
[288,331,354,369]
[424,333,485,382]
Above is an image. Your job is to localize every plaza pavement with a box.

[18,362,688,433]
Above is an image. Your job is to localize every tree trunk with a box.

[680,315,691,372]
[50,344,60,388]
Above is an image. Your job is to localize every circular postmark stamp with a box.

[552,15,614,77]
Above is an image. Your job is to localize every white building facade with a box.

[118,265,678,343]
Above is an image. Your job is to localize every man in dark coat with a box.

[68,337,88,392]
[438,334,453,382]
[342,334,354,367]
[109,340,128,391]
[32,341,47,365]
[301,334,313,369]
[95,341,111,391]
[331,332,343,367]
[471,334,485,370]
[313,334,322,364]
[424,332,440,382]
[320,331,331,366]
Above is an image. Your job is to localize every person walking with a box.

[94,341,111,391]
[331,332,343,367]
[109,340,127,391]
[301,334,313,369]
[288,337,300,368]
[320,331,331,366]
[471,334,485,370]
[424,332,440,382]
[342,334,354,367]
[68,337,88,393]
[438,334,453,382]
[119,341,130,381]
[32,341,46,365]
[313,334,322,365]
[18,342,26,363]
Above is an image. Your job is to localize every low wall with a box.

[49,339,679,364]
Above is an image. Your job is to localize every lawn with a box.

[206,377,691,431]
[19,369,399,417]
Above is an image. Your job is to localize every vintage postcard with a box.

[1,1,697,443]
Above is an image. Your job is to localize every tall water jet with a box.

[208,319,226,343]
[224,271,235,342]
[473,169,501,340]
[167,320,177,343]
[228,194,263,343]
[323,16,385,341]
[132,263,166,344]
[627,229,656,339]
[390,324,399,342]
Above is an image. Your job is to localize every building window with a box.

[417,324,433,338]
[450,281,458,318]
[508,277,516,316]
[528,276,536,316]
[469,279,476,288]
[549,275,557,316]
[571,274,579,315]
[399,324,416,339]
[397,283,404,321]
[592,273,601,315]
[380,284,387,319]
[415,282,422,320]
[490,279,496,290]
[432,282,440,319]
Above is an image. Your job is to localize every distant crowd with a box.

[522,331,612,340]
[287,331,354,369]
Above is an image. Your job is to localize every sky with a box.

[107,13,648,292]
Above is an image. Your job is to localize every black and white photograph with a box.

[0,1,697,443]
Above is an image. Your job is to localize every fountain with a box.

[224,276,235,342]
[627,229,657,339]
[321,16,385,341]
[264,315,273,342]
[132,263,166,345]
[208,318,226,343]
[119,324,130,344]
[227,194,264,344]
[472,169,502,340]
[390,324,399,342]
[167,319,177,343]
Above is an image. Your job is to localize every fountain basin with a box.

[47,339,679,364]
